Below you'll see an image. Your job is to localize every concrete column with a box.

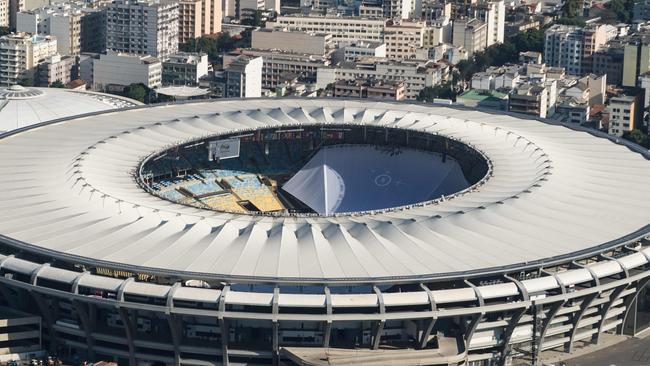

[118,307,137,366]
[463,280,485,350]
[323,287,332,348]
[219,285,230,366]
[499,307,527,365]
[30,291,58,352]
[418,283,438,350]
[620,277,650,335]
[167,315,182,366]
[72,300,96,360]
[566,292,599,353]
[594,284,626,343]
[533,300,566,364]
[371,286,385,350]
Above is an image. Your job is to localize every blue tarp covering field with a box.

[283,145,469,215]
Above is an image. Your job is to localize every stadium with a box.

[0,98,649,366]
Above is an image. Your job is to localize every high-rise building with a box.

[383,0,414,20]
[607,96,637,136]
[621,36,650,87]
[224,0,235,17]
[235,0,265,19]
[8,0,25,29]
[16,4,82,56]
[471,0,504,47]
[106,0,178,60]
[222,55,262,98]
[178,0,221,45]
[544,24,607,76]
[421,0,450,22]
[592,46,624,85]
[384,21,429,60]
[0,33,57,86]
[452,18,487,56]
[78,8,106,54]
[0,0,8,27]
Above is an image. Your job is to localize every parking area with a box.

[559,333,650,366]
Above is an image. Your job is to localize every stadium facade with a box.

[0,99,649,366]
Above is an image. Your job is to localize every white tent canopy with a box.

[282,146,469,215]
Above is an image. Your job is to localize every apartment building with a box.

[544,24,607,76]
[226,49,330,88]
[342,41,386,61]
[252,29,334,55]
[452,18,487,56]
[421,1,451,22]
[634,0,650,21]
[162,52,209,85]
[106,0,178,60]
[0,33,57,86]
[554,74,606,124]
[592,46,623,85]
[16,4,82,56]
[507,79,557,118]
[383,0,415,20]
[36,54,74,86]
[240,0,265,16]
[639,72,650,110]
[222,55,263,98]
[359,3,383,18]
[0,0,8,27]
[178,0,221,44]
[317,59,448,99]
[607,96,636,136]
[80,8,106,53]
[383,21,448,60]
[332,79,406,100]
[618,32,650,87]
[384,21,428,60]
[8,0,24,29]
[471,65,520,91]
[471,0,505,46]
[93,51,162,91]
[267,16,386,44]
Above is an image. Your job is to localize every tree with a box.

[178,32,250,62]
[561,0,581,18]
[455,28,548,82]
[623,129,650,148]
[125,83,147,102]
[604,0,636,23]
[417,82,457,102]
[241,10,266,27]
[18,78,34,87]
[50,80,65,88]
[511,29,545,53]
[0,27,10,37]
[555,17,587,26]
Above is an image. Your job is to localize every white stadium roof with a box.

[0,98,649,283]
[0,85,142,133]
[155,86,211,98]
